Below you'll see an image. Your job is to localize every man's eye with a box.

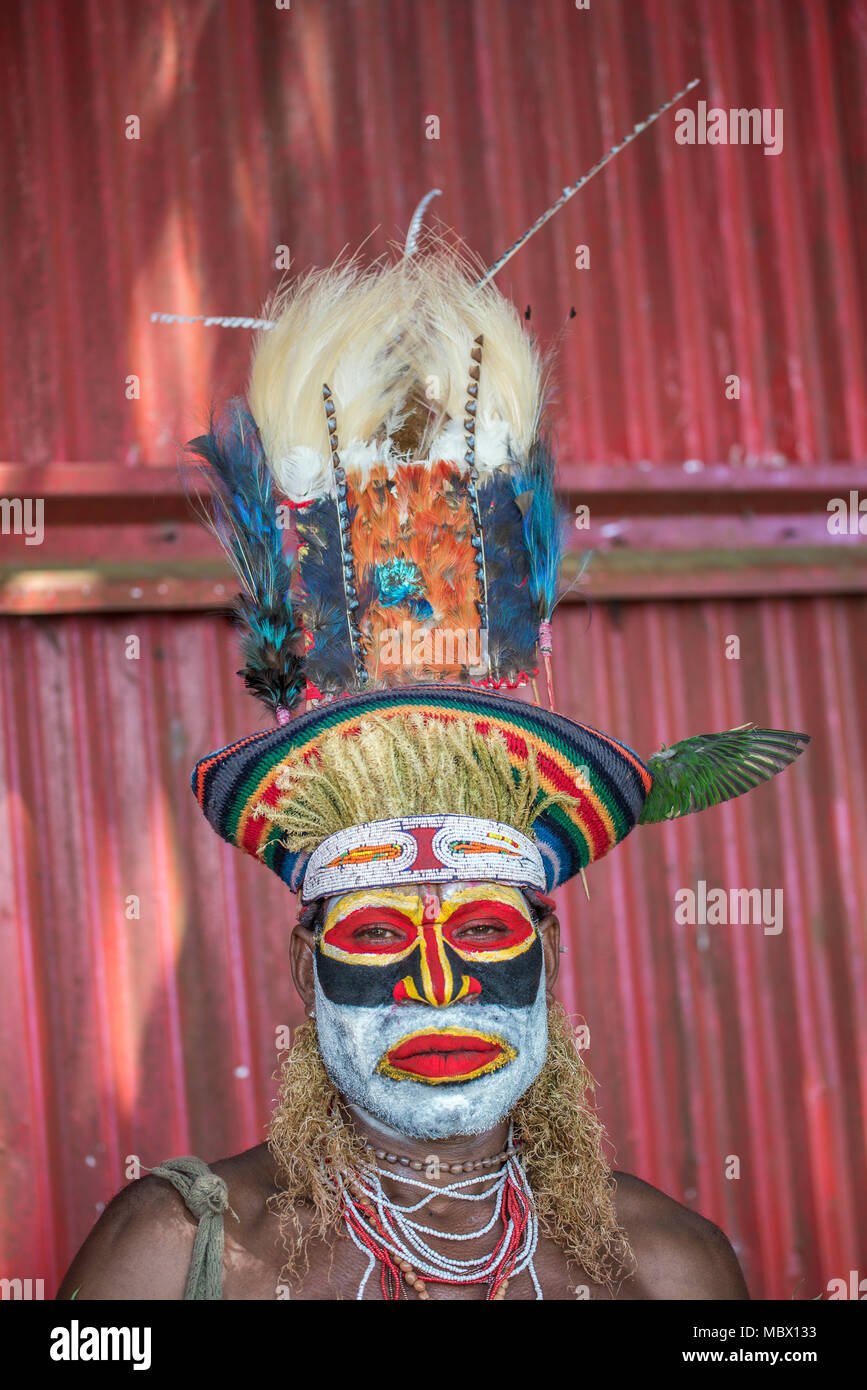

[355,926,403,941]
[454,923,506,940]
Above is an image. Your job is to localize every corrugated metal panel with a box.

[1,0,865,1301]
[1,599,864,1298]
[555,597,867,1295]
[2,0,866,470]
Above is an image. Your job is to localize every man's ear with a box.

[538,911,561,1001]
[290,917,317,1013]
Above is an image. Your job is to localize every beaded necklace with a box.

[335,1125,543,1300]
[370,1142,519,1175]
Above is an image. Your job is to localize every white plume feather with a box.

[248,244,545,500]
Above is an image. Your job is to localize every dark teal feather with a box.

[293,498,360,694]
[480,474,539,679]
[187,402,305,715]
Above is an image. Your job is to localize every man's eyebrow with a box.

[322,895,422,926]
[441,886,534,906]
[332,903,418,920]
[331,893,421,910]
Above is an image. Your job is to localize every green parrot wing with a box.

[638,725,810,825]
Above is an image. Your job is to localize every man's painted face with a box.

[312,881,549,1139]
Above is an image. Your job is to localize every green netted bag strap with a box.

[143,1156,238,1300]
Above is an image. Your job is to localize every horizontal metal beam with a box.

[557,462,867,499]
[2,463,866,613]
[3,461,867,499]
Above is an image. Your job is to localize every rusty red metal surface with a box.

[2,0,866,473]
[1,0,865,1301]
[1,600,864,1299]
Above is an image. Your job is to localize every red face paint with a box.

[379,1029,516,1082]
[322,904,417,957]
[438,899,534,957]
[317,884,543,1011]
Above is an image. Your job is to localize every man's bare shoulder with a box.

[611,1171,749,1300]
[56,1168,197,1300]
[56,1146,277,1301]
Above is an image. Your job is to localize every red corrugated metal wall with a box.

[1,0,865,1299]
[3,0,867,469]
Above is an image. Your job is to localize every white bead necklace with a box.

[336,1129,543,1301]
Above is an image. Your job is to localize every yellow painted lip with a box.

[377,1027,517,1085]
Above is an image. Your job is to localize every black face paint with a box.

[315,887,544,1010]
[316,933,543,1008]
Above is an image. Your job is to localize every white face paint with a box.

[312,963,549,1140]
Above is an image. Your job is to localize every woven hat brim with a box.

[191,685,652,893]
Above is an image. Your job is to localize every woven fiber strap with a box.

[144,1156,238,1300]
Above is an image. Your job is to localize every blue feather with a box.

[509,438,565,622]
[187,402,305,714]
[374,557,434,618]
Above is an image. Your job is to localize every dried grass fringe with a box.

[253,711,575,854]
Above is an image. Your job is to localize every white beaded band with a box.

[301,814,546,902]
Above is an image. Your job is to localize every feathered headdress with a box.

[170,78,809,900]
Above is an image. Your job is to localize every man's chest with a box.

[220,1220,606,1300]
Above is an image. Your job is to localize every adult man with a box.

[59,231,805,1302]
[59,884,749,1300]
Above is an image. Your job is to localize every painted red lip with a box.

[380,1030,514,1082]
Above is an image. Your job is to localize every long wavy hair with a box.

[268,997,634,1292]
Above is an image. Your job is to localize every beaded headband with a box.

[300,815,546,902]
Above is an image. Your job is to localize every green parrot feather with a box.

[638,725,810,825]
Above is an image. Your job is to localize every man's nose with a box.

[393,924,481,1006]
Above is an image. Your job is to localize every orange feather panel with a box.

[347,462,482,682]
